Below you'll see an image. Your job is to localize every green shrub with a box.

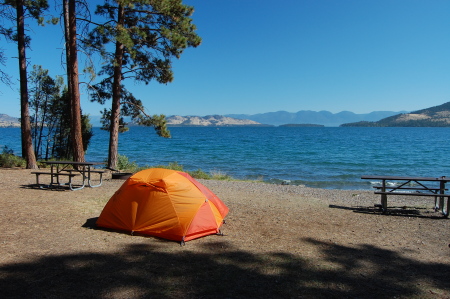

[0,146,25,168]
[0,154,26,168]
[117,154,138,172]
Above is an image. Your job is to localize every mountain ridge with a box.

[226,110,406,126]
[3,103,449,127]
[165,115,267,126]
[341,102,450,127]
[0,109,406,127]
[0,114,20,128]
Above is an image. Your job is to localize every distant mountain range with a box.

[0,110,404,128]
[88,110,405,127]
[226,110,406,126]
[4,103,450,127]
[341,102,450,127]
[165,115,265,126]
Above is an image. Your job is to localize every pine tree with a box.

[29,65,93,160]
[86,0,201,168]
[65,0,84,162]
[0,4,13,86]
[1,0,52,169]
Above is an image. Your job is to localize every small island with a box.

[278,124,324,127]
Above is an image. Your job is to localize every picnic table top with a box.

[361,175,449,182]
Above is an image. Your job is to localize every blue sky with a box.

[1,0,449,118]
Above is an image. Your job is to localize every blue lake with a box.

[1,126,450,190]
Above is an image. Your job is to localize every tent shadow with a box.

[82,217,99,228]
[82,217,226,245]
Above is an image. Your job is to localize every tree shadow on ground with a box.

[1,235,449,298]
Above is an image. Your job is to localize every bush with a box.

[0,146,26,168]
[0,154,26,168]
[116,154,138,172]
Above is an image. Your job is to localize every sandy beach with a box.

[0,168,449,298]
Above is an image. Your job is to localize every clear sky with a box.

[1,0,449,118]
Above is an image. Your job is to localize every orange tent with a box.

[96,168,229,243]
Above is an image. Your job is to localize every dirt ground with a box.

[0,168,449,298]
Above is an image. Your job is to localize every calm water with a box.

[1,126,450,190]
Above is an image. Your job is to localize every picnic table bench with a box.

[32,161,104,191]
[361,175,450,217]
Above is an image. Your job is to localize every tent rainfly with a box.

[96,168,229,243]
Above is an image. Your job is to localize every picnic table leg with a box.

[70,166,85,191]
[50,165,55,186]
[435,195,445,214]
[82,165,87,185]
[87,166,103,188]
[34,173,43,188]
[446,198,449,218]
[69,177,85,191]
[381,194,387,213]
[69,166,87,191]
[381,180,388,213]
[433,180,446,213]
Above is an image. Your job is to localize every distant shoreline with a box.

[278,124,324,127]
[0,123,20,128]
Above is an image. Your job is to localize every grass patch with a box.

[151,161,184,172]
[187,169,212,179]
[210,169,234,181]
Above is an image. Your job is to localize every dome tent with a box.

[96,168,229,243]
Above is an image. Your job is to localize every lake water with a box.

[1,126,450,190]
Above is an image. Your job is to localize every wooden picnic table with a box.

[361,175,450,217]
[32,161,104,191]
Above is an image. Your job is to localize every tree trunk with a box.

[107,4,125,169]
[63,0,72,159]
[16,0,37,169]
[68,0,84,162]
[63,0,75,160]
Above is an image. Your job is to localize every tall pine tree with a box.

[86,0,201,168]
[65,0,84,162]
[1,0,52,169]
